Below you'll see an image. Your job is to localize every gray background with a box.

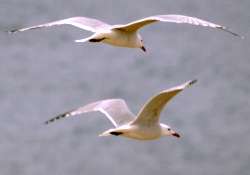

[0,0,250,175]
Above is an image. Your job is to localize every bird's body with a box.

[101,122,163,140]
[9,15,241,52]
[45,80,197,140]
[87,29,141,48]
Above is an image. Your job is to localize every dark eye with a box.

[168,128,171,131]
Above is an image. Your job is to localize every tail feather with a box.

[99,130,112,137]
[75,38,91,43]
[75,36,96,43]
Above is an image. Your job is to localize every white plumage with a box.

[45,79,197,140]
[9,15,242,52]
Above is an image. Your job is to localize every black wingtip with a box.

[44,113,68,125]
[7,29,19,34]
[44,117,57,125]
[44,118,54,125]
[189,79,198,86]
[217,26,244,39]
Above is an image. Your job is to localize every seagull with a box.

[9,14,241,52]
[45,79,197,140]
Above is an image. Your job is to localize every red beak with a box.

[172,132,181,138]
[141,46,146,52]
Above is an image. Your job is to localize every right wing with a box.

[112,14,242,38]
[132,80,197,126]
[9,16,111,33]
[45,99,135,127]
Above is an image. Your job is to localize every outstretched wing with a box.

[132,80,197,125]
[9,16,111,33]
[112,14,241,37]
[45,99,135,127]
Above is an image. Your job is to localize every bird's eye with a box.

[168,128,171,131]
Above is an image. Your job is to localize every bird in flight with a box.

[45,79,197,140]
[9,14,242,52]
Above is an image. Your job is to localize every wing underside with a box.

[112,15,241,37]
[132,80,197,125]
[45,99,135,127]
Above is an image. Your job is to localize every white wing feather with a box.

[45,99,135,127]
[132,80,197,125]
[112,14,241,37]
[9,16,111,33]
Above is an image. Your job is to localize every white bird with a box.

[45,79,197,140]
[9,15,241,52]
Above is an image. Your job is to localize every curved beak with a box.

[171,132,181,138]
[141,46,146,52]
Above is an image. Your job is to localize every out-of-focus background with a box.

[0,0,250,175]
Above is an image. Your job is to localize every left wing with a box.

[45,99,135,127]
[9,16,111,33]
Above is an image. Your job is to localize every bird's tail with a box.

[99,128,123,137]
[75,35,97,43]
[99,129,112,137]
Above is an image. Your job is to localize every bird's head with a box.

[160,123,181,138]
[137,34,146,52]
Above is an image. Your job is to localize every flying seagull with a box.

[9,15,241,52]
[45,79,197,140]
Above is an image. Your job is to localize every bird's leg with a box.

[110,131,123,136]
[89,38,106,42]
[99,129,123,137]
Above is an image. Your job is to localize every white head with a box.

[160,123,180,138]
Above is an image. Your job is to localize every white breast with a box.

[102,30,140,48]
[121,124,162,140]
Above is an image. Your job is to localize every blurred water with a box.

[0,0,250,175]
